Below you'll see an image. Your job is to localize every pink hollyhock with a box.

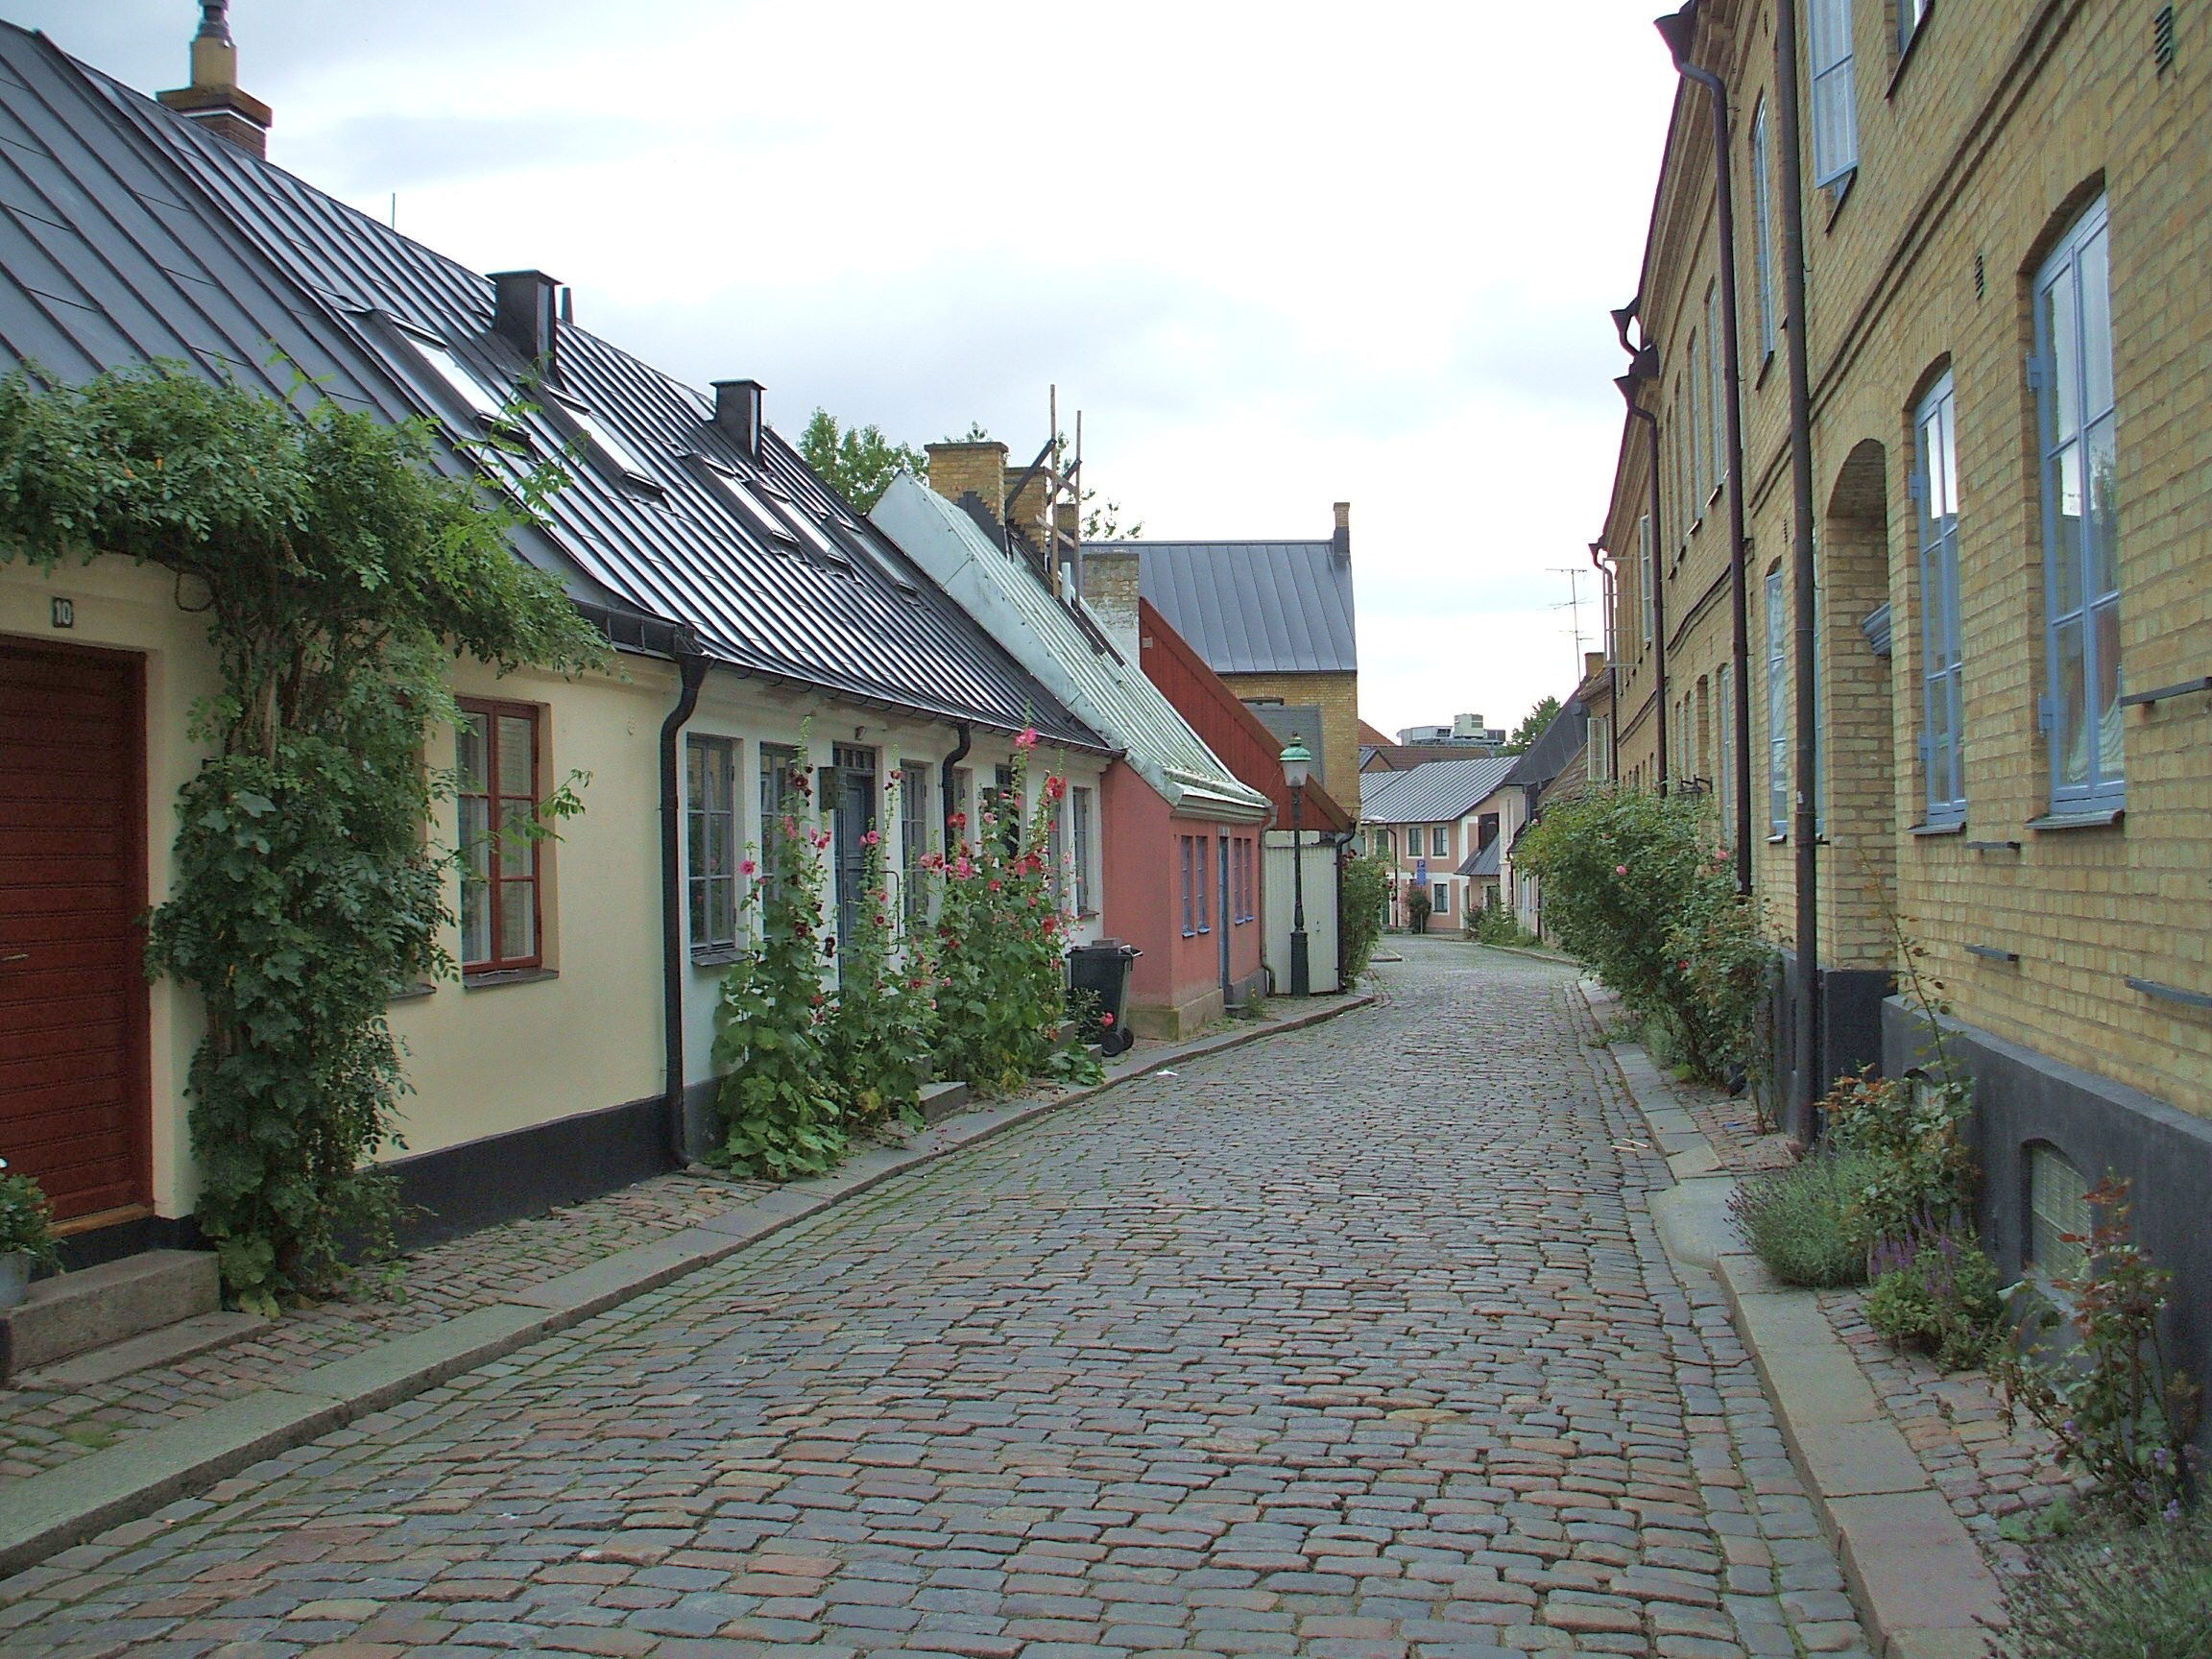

[861,829,881,847]
[1100,1012,1115,1027]
[739,859,757,876]
[1016,727,1040,749]
[987,878,1002,892]
[1615,864,1628,877]
[1044,775,1067,802]
[950,811,969,830]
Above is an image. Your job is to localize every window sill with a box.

[690,947,747,968]
[1822,167,1858,229]
[463,967,560,990]
[1910,820,1966,837]
[1767,832,1788,845]
[2028,806,2125,832]
[1887,11,1932,99]
[1755,350,1776,392]
[388,981,437,1002]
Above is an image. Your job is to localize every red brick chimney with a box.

[157,2,272,159]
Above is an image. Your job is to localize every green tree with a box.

[1503,695,1563,755]
[798,408,929,512]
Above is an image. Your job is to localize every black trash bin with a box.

[1067,940,1142,1056]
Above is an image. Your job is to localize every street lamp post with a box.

[1280,736,1312,998]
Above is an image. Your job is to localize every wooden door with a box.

[0,638,151,1225]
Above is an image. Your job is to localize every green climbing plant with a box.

[0,363,607,1311]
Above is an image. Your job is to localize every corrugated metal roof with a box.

[875,477,1268,821]
[1103,539,1358,675]
[1457,838,1503,878]
[1358,757,1517,825]
[1503,698,1590,790]
[9,27,1101,752]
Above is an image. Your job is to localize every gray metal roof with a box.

[1104,539,1358,675]
[1358,757,1517,825]
[1503,697,1590,791]
[0,24,1102,752]
[1456,838,1503,878]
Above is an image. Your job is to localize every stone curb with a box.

[0,991,1375,1578]
[1583,987,2005,1659]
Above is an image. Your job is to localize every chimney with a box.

[156,2,272,159]
[1584,649,1607,684]
[712,380,764,461]
[1081,547,1143,665]
[1331,500,1351,562]
[490,271,560,374]
[925,439,1008,539]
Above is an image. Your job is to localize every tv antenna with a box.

[1548,565,1590,669]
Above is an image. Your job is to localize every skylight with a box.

[547,389,660,487]
[393,322,505,423]
[755,480,850,566]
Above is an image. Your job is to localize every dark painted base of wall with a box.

[681,1076,721,1165]
[1883,999,2212,1455]
[384,1093,678,1253]
[57,1212,199,1273]
[1770,952,1896,1141]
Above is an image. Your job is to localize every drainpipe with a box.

[1617,355,1669,799]
[1773,0,1823,1133]
[1658,2,1755,895]
[939,722,972,849]
[659,644,710,1166]
[1588,540,1621,785]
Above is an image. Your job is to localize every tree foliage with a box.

[0,363,607,1310]
[1338,853,1388,982]
[798,408,929,512]
[1502,695,1562,756]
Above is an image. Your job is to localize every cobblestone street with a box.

[0,940,1871,1658]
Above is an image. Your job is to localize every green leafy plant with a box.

[1993,1176,2200,1523]
[927,737,1082,1095]
[1404,885,1432,934]
[819,801,934,1133]
[1728,1149,1884,1288]
[1472,903,1536,948]
[0,364,606,1311]
[1821,1069,1976,1253]
[0,1159,61,1274]
[1338,853,1388,981]
[2002,1510,2212,1659]
[1865,1217,2004,1370]
[1513,787,1772,1084]
[711,755,846,1179]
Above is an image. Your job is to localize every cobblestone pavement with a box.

[0,1173,773,1487]
[0,937,1871,1657]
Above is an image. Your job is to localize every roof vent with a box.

[490,271,560,374]
[712,380,764,461]
[156,1,272,159]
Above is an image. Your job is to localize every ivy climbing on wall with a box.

[0,363,607,1311]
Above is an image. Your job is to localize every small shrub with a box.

[819,814,933,1133]
[1993,1175,2201,1522]
[1472,904,1535,948]
[1729,1150,1884,1288]
[0,1160,61,1273]
[1865,1219,2003,1370]
[2003,1511,2212,1659]
[1405,886,1431,934]
[1338,854,1388,981]
[1823,1070,1976,1251]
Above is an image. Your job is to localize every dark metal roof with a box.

[1104,538,1358,675]
[1503,697,1590,791]
[1,23,1103,751]
[1358,756,1517,825]
[1456,837,1503,879]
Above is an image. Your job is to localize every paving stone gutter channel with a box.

[1585,980,2008,1659]
[0,992,1375,1579]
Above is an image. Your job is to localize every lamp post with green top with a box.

[1280,735,1312,997]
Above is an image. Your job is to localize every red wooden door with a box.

[0,638,151,1225]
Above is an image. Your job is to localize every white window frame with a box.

[2033,197,2123,810]
[1639,515,1656,650]
[1687,338,1704,509]
[1809,0,1860,188]
[1707,283,1727,493]
[1715,661,1734,842]
[1767,568,1789,836]
[1750,101,1777,362]
[1914,373,1966,825]
[1070,784,1095,916]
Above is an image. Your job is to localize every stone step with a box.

[16,1310,267,1390]
[918,1079,971,1124]
[0,1250,221,1383]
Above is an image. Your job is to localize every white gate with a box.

[1262,830,1341,995]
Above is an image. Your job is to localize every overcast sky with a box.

[15,1,1677,737]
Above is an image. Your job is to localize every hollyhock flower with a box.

[1616,864,1628,877]
[988,879,1002,892]
[861,829,881,847]
[1016,727,1040,748]
[739,859,757,876]
[1044,775,1067,802]
[950,812,968,830]
[1100,1013,1115,1027]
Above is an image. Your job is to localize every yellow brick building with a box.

[1599,0,2211,1358]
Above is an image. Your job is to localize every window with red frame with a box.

[457,700,543,972]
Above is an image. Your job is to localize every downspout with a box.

[1618,356,1670,798]
[659,643,710,1166]
[1660,3,1755,894]
[940,722,972,849]
[1773,0,1823,1132]
[1589,540,1621,785]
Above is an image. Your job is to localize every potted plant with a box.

[0,1160,62,1307]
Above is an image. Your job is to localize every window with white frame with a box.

[1588,714,1612,781]
[1914,373,1966,824]
[1707,283,1727,490]
[1809,0,1860,187]
[1070,784,1095,915]
[1431,824,1449,859]
[1750,101,1778,362]
[1716,661,1735,840]
[1687,340,1703,509]
[686,735,739,953]
[2034,197,2122,809]
[1180,836,1195,935]
[1767,568,1789,835]
[898,763,930,923]
[1639,515,1656,649]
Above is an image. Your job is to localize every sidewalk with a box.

[0,989,1375,1575]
